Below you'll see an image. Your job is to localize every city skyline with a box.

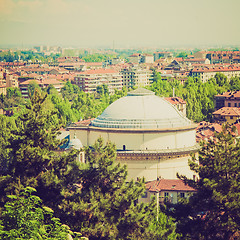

[0,0,240,49]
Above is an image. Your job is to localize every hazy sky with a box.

[0,0,240,48]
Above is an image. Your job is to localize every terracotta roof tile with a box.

[146,179,196,192]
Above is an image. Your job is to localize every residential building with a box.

[190,65,240,83]
[196,121,222,142]
[19,79,64,98]
[206,51,240,64]
[165,97,187,116]
[140,179,196,204]
[5,74,18,88]
[128,53,142,63]
[121,67,152,89]
[73,68,122,94]
[212,107,240,124]
[140,54,154,64]
[215,91,240,110]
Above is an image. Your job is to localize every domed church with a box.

[68,88,199,181]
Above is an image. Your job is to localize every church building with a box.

[68,88,199,181]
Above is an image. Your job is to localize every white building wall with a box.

[120,155,194,182]
[70,128,196,151]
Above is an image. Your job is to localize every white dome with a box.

[67,134,83,150]
[91,88,192,129]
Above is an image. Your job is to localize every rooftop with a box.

[91,88,192,129]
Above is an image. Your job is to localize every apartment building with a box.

[215,91,240,110]
[194,51,240,64]
[206,51,240,64]
[19,79,64,98]
[128,54,142,64]
[74,69,122,94]
[190,65,240,83]
[121,67,152,89]
[140,54,154,64]
[212,107,240,124]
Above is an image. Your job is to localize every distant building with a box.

[206,51,240,64]
[165,97,187,117]
[19,79,64,98]
[5,74,18,88]
[129,53,142,63]
[73,68,122,94]
[215,91,240,110]
[121,67,152,89]
[139,179,196,204]
[190,65,240,83]
[140,54,154,64]
[153,52,173,62]
[212,107,240,124]
[196,121,222,142]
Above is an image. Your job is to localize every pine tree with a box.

[60,138,178,240]
[0,89,78,208]
[176,124,240,240]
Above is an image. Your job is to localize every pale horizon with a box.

[1,0,240,49]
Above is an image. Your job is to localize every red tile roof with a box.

[165,97,186,105]
[192,65,240,73]
[20,79,64,86]
[78,68,118,75]
[196,121,222,142]
[215,91,240,98]
[146,179,196,192]
[213,107,240,116]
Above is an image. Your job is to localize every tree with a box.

[0,89,179,239]
[28,80,41,97]
[0,89,78,209]
[60,138,178,240]
[215,73,228,87]
[177,125,240,239]
[0,187,73,239]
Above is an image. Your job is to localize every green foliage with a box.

[60,138,177,240]
[28,80,41,97]
[61,81,82,102]
[0,87,25,111]
[0,187,70,239]
[149,213,179,240]
[0,89,78,206]
[149,72,228,122]
[0,89,178,239]
[80,53,116,62]
[176,52,188,58]
[176,125,240,239]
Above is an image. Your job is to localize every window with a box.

[164,192,169,198]
[180,192,185,198]
[123,145,126,151]
[235,103,237,107]
[230,116,233,119]
[228,103,231,107]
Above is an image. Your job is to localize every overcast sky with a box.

[0,0,240,48]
